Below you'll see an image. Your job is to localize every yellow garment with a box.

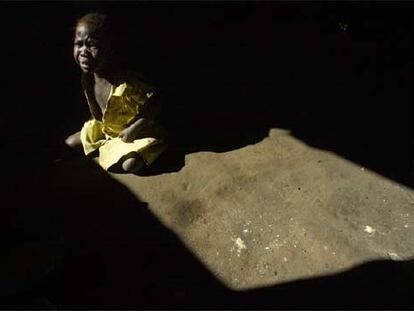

[80,75,166,171]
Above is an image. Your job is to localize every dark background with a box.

[0,1,413,308]
[0,1,412,186]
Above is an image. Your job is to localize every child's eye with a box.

[87,39,99,45]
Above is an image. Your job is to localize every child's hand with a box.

[119,118,152,143]
[118,127,133,143]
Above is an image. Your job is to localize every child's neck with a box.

[92,66,119,85]
[93,73,110,86]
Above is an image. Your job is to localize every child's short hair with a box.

[75,12,114,39]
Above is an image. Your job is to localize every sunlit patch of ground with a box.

[112,128,414,290]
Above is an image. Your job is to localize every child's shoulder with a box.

[120,71,156,92]
[114,70,157,104]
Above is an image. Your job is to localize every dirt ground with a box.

[1,128,413,309]
[1,2,413,309]
[112,128,414,291]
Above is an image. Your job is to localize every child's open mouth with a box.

[80,60,92,70]
[79,56,91,64]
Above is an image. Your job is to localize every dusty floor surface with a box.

[112,128,414,290]
[0,2,413,308]
[1,128,414,309]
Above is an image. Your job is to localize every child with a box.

[65,13,166,173]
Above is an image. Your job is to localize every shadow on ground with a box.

[0,2,413,308]
[0,151,413,309]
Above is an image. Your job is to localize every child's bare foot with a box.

[122,156,145,173]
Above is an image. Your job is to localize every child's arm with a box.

[118,93,163,143]
[118,117,153,142]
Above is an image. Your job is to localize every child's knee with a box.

[122,156,145,173]
[65,132,82,149]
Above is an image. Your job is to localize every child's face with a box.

[73,23,108,74]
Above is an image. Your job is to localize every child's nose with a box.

[80,45,91,55]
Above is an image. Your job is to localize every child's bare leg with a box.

[65,131,83,151]
[122,155,145,173]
